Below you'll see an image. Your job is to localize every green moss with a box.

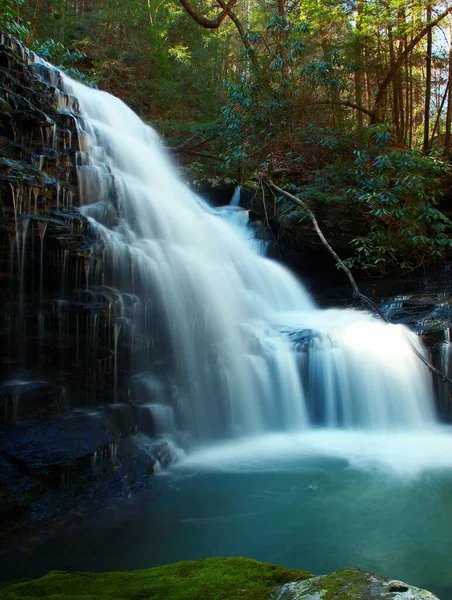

[0,557,312,600]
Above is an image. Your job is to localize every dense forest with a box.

[2,0,452,273]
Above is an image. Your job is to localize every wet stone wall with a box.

[0,33,168,536]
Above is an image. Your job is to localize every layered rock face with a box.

[0,33,168,533]
[0,35,111,411]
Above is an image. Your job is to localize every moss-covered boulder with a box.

[270,569,439,600]
[0,557,311,600]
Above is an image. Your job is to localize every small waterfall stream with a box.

[52,71,435,443]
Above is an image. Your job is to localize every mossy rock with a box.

[0,557,311,600]
[270,568,439,600]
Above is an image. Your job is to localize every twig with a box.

[266,179,452,386]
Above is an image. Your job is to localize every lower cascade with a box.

[50,67,435,443]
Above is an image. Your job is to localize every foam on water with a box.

[174,428,452,477]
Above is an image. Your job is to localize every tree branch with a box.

[181,150,226,161]
[170,134,219,154]
[178,0,239,29]
[266,180,452,386]
[308,100,373,118]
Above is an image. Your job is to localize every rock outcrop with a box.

[271,569,439,600]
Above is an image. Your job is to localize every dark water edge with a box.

[2,434,452,600]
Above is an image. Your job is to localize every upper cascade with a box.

[45,68,437,442]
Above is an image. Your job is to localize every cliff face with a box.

[0,34,110,408]
[0,33,167,536]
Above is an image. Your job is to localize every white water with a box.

[57,73,436,444]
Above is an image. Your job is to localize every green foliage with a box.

[30,39,85,64]
[347,145,452,272]
[0,557,311,600]
[277,126,452,273]
[218,8,315,171]
[0,0,29,40]
[30,39,96,87]
[3,0,450,274]
[0,0,94,86]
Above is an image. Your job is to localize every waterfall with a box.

[52,72,436,444]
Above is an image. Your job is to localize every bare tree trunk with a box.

[354,0,364,131]
[388,26,401,140]
[430,85,448,146]
[26,0,43,45]
[372,5,452,124]
[321,38,344,131]
[398,7,407,143]
[445,24,452,156]
[423,3,432,153]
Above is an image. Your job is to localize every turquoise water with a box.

[3,431,452,598]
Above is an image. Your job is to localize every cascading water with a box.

[5,44,452,594]
[51,71,436,444]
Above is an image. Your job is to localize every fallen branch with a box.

[182,151,226,161]
[266,179,452,386]
[308,100,373,119]
[170,134,219,155]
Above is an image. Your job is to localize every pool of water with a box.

[2,430,452,599]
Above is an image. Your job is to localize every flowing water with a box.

[4,60,452,597]
[60,72,435,439]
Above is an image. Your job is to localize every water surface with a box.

[3,430,452,599]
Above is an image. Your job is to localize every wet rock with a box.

[0,414,112,481]
[282,328,322,352]
[0,381,66,422]
[107,403,137,436]
[0,454,41,520]
[190,176,237,206]
[270,569,439,600]
[128,433,174,470]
